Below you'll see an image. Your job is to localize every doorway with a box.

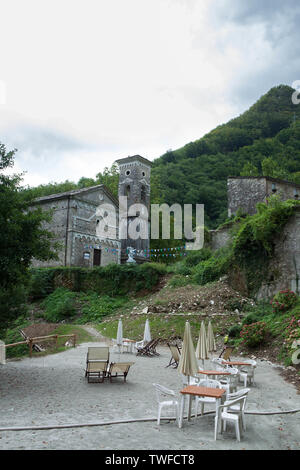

[93,249,101,266]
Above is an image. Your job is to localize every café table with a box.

[178,385,226,428]
[122,339,136,353]
[197,370,231,379]
[223,361,251,367]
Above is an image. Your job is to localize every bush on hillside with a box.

[270,290,298,315]
[191,247,231,285]
[41,288,77,322]
[240,321,268,348]
[28,262,167,299]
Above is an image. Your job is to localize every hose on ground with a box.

[0,408,299,432]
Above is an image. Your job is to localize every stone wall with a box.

[228,176,300,217]
[228,177,267,217]
[257,207,300,299]
[30,186,120,268]
[209,226,232,251]
[30,198,68,268]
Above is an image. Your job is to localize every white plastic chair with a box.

[225,388,250,431]
[211,358,227,368]
[153,383,179,425]
[181,374,201,386]
[214,395,247,441]
[238,360,256,386]
[135,340,144,351]
[218,367,239,397]
[194,379,222,417]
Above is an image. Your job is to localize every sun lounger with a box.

[107,362,135,382]
[219,347,233,361]
[166,343,181,368]
[86,361,109,383]
[85,346,109,378]
[136,338,160,356]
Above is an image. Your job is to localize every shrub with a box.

[185,248,212,267]
[270,290,298,314]
[191,248,231,285]
[168,274,191,288]
[228,324,242,338]
[240,321,267,348]
[171,261,192,276]
[1,316,31,358]
[29,263,167,299]
[41,288,77,322]
[77,293,129,323]
[242,312,263,326]
[28,268,56,299]
[0,285,28,330]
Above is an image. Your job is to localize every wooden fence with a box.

[5,334,76,358]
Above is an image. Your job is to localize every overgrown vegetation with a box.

[151,85,300,227]
[165,196,300,297]
[28,262,167,300]
[225,295,300,366]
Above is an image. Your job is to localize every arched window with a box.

[125,185,131,197]
[141,185,146,202]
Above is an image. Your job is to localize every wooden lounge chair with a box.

[85,346,109,378]
[166,343,181,368]
[107,362,135,383]
[86,361,109,383]
[219,346,233,361]
[136,338,160,357]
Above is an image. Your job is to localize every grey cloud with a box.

[204,1,300,111]
[0,124,91,155]
[221,0,300,24]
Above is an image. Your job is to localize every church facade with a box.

[31,155,152,268]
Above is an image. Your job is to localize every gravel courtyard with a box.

[0,339,299,451]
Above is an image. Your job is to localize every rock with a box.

[142,307,148,314]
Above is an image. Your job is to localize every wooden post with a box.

[29,339,33,358]
[73,334,76,348]
[55,335,58,349]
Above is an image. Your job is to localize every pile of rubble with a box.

[130,278,253,317]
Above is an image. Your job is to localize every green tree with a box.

[96,163,119,198]
[0,144,58,327]
[261,157,290,180]
[240,162,259,176]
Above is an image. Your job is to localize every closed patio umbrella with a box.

[207,321,216,354]
[178,321,198,384]
[196,321,209,368]
[0,340,5,365]
[116,318,123,354]
[143,319,151,345]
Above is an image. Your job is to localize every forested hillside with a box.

[151,85,300,227]
[23,84,300,228]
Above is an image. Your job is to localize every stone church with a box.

[31,155,152,268]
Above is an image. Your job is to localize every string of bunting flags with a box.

[126,245,187,258]
[83,244,187,257]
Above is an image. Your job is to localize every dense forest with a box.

[22,84,300,228]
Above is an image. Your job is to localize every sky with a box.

[0,0,300,187]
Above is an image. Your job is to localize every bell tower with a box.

[115,155,152,262]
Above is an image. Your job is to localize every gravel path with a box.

[0,340,299,450]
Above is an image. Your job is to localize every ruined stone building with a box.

[31,155,152,268]
[211,176,300,298]
[227,176,300,217]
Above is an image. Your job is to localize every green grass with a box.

[0,322,95,359]
[96,314,226,345]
